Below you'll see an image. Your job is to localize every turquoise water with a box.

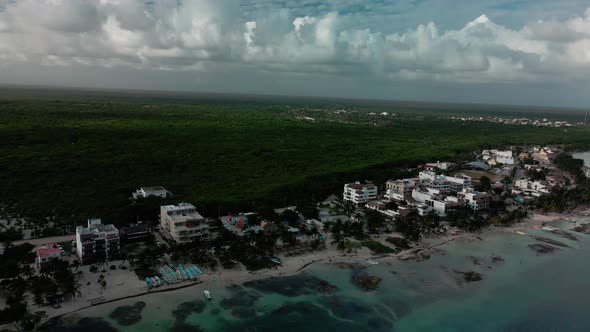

[43,218,590,332]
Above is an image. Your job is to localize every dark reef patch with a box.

[529,243,559,255]
[352,272,382,291]
[108,301,146,326]
[243,273,338,297]
[39,317,119,332]
[171,300,207,322]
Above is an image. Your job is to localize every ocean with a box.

[42,217,590,332]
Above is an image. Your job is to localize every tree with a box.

[0,229,23,244]
[280,229,297,246]
[477,176,492,192]
[118,254,128,269]
[14,310,46,332]
[366,210,385,233]
[525,168,546,181]
[394,217,421,242]
[280,209,300,227]
[299,205,319,220]
[98,274,107,293]
[342,201,356,215]
[336,239,348,255]
[70,259,80,272]
[19,264,34,279]
[330,220,344,244]
[306,225,320,240]
[420,211,441,233]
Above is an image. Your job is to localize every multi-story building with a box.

[513,179,551,197]
[458,189,492,211]
[418,171,472,192]
[412,186,462,216]
[132,186,169,199]
[119,222,150,242]
[76,218,120,264]
[482,149,515,165]
[386,179,417,196]
[343,182,378,205]
[445,174,473,192]
[160,203,209,243]
[419,161,456,171]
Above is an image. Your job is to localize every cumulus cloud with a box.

[0,0,590,84]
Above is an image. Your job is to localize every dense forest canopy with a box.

[1,96,589,227]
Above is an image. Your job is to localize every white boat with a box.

[515,231,527,235]
[366,259,379,265]
[154,276,163,286]
[542,226,558,231]
[203,290,212,301]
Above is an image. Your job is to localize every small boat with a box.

[366,259,379,265]
[192,266,202,275]
[150,277,158,287]
[154,276,163,286]
[185,268,193,279]
[178,264,188,280]
[515,231,527,235]
[270,258,282,265]
[542,226,558,231]
[203,290,212,301]
[145,277,152,289]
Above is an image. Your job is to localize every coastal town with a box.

[0,145,589,329]
[445,115,585,128]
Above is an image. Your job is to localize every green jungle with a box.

[1,91,589,229]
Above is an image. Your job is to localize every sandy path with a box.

[13,234,75,246]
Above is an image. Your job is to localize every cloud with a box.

[0,0,590,85]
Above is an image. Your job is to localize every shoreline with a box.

[36,207,590,327]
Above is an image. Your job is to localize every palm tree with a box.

[127,254,135,268]
[70,260,80,272]
[336,239,348,255]
[98,274,107,293]
[19,264,34,279]
[307,225,319,241]
[118,254,128,268]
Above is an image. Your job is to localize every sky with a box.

[0,0,590,108]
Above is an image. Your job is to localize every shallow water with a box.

[42,217,590,332]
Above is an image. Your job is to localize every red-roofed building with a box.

[35,243,62,270]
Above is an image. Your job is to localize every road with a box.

[12,234,75,246]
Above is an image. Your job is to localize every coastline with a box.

[36,206,590,327]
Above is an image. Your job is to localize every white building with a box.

[132,186,169,199]
[418,171,472,192]
[76,218,120,264]
[458,189,491,211]
[424,161,456,170]
[386,178,417,196]
[411,187,462,216]
[513,179,550,197]
[160,203,209,243]
[482,149,515,165]
[343,182,378,205]
[384,190,405,202]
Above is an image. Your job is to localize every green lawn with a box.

[361,240,397,254]
[1,97,589,226]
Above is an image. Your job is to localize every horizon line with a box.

[0,83,587,113]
